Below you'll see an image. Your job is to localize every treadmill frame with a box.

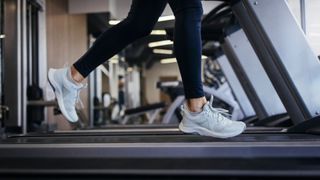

[231,0,320,131]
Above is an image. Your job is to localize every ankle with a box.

[70,66,85,83]
[186,97,207,113]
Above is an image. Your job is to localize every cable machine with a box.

[3,0,46,134]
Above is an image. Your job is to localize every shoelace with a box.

[73,84,87,109]
[207,106,231,125]
[180,95,232,125]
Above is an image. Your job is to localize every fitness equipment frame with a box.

[221,27,287,122]
[216,54,256,119]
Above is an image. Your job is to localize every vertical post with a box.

[300,0,306,34]
[88,71,95,128]
[87,34,96,128]
[4,0,22,130]
[37,0,47,90]
[0,0,4,105]
[21,0,28,134]
[37,0,47,126]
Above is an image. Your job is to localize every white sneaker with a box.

[48,68,86,123]
[179,96,246,138]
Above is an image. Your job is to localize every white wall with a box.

[108,0,131,19]
[287,0,320,55]
[108,0,222,20]
[108,0,173,19]
[69,0,109,14]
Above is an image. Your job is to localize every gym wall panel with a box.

[46,0,88,130]
[144,62,181,104]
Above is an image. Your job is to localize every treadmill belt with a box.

[1,133,320,177]
[2,133,320,144]
[8,126,286,138]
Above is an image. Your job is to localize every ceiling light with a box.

[160,58,177,64]
[160,55,208,64]
[109,15,174,25]
[109,20,120,25]
[110,59,118,64]
[0,34,5,39]
[109,55,119,64]
[151,30,167,35]
[148,40,173,48]
[153,49,173,55]
[202,55,208,59]
[158,15,175,22]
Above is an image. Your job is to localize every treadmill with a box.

[1,0,320,179]
[200,2,290,127]
[29,1,281,135]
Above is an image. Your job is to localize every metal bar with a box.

[217,55,255,118]
[27,100,57,106]
[4,0,22,128]
[88,72,95,128]
[21,0,28,134]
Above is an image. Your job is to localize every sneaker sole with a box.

[48,69,78,123]
[179,122,246,139]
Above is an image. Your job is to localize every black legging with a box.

[74,0,204,99]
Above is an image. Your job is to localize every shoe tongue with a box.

[203,102,211,111]
[209,95,214,105]
[64,77,85,90]
[65,68,86,89]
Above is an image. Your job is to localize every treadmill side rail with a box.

[217,55,256,118]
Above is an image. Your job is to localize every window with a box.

[306,0,320,55]
[286,0,301,27]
